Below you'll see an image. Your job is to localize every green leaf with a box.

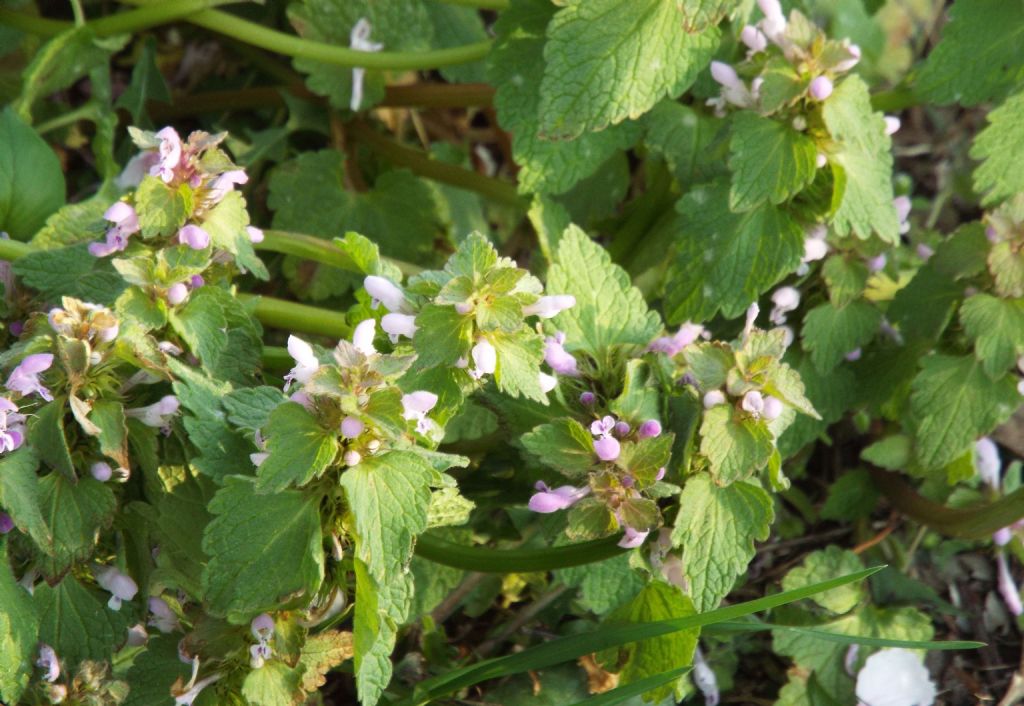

[861,435,912,471]
[34,576,125,668]
[909,355,1020,471]
[15,27,126,122]
[36,473,116,578]
[667,183,804,322]
[0,107,65,240]
[821,255,868,309]
[123,635,191,706]
[782,547,865,614]
[410,565,883,703]
[254,402,339,493]
[352,558,412,705]
[269,152,442,295]
[699,402,774,485]
[521,418,596,477]
[538,0,719,139]
[242,661,303,706]
[202,476,324,622]
[12,243,125,305]
[412,303,475,370]
[0,448,50,550]
[643,100,721,188]
[677,0,734,31]
[114,36,170,123]
[556,552,644,616]
[598,583,698,701]
[424,1,487,83]
[0,541,38,704]
[171,286,263,386]
[223,386,288,432]
[340,451,435,581]
[547,225,662,355]
[135,176,191,239]
[148,474,215,598]
[298,630,355,693]
[288,0,433,110]
[200,190,268,281]
[822,76,899,243]
[728,112,818,211]
[916,0,1024,106]
[820,469,880,522]
[972,88,1024,205]
[960,294,1024,378]
[672,474,774,611]
[487,0,641,195]
[800,300,880,373]
[491,329,547,402]
[887,261,962,341]
[29,187,113,249]
[89,400,129,470]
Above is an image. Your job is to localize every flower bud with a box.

[91,462,113,482]
[742,390,765,416]
[884,116,901,136]
[845,348,862,362]
[809,76,834,101]
[166,282,189,306]
[579,391,596,406]
[975,437,1001,488]
[538,372,557,393]
[703,390,726,409]
[816,152,827,168]
[638,420,662,438]
[471,339,497,377]
[866,254,887,273]
[617,527,649,549]
[614,421,631,437]
[528,484,587,513]
[340,416,364,439]
[344,450,362,467]
[762,396,783,421]
[246,225,265,243]
[454,302,473,315]
[352,319,377,356]
[0,512,13,534]
[710,61,741,90]
[740,25,767,53]
[95,566,138,610]
[994,527,1012,546]
[834,43,861,72]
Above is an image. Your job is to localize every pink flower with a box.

[469,339,497,380]
[178,224,211,250]
[692,647,720,706]
[381,313,417,343]
[206,169,248,204]
[762,396,784,421]
[523,295,576,319]
[618,527,649,549]
[364,275,409,313]
[166,282,189,306]
[36,644,60,683]
[95,566,138,610]
[246,226,264,243]
[835,43,861,72]
[0,512,13,534]
[710,61,755,107]
[769,286,800,325]
[544,332,579,377]
[117,151,159,189]
[538,372,557,393]
[250,613,275,641]
[884,116,901,136]
[6,353,54,400]
[148,596,180,633]
[349,18,384,111]
[91,462,113,482]
[284,336,319,389]
[126,395,179,432]
[894,196,912,235]
[975,437,1001,488]
[649,322,705,356]
[352,319,377,356]
[591,416,621,461]
[997,553,1022,616]
[741,390,765,417]
[740,25,767,54]
[703,390,726,409]
[0,397,26,454]
[580,391,596,406]
[104,201,140,236]
[402,391,438,435]
[150,127,183,183]
[527,482,590,513]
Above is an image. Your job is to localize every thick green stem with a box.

[0,239,33,260]
[257,229,423,277]
[413,533,626,572]
[238,293,350,340]
[4,3,492,70]
[870,467,1024,539]
[0,1,238,38]
[348,121,524,209]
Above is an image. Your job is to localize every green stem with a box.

[870,467,1024,539]
[257,229,423,277]
[0,239,33,259]
[238,293,351,339]
[348,121,524,209]
[69,0,86,26]
[261,345,291,370]
[35,104,96,135]
[4,3,493,70]
[413,533,626,572]
[0,1,239,38]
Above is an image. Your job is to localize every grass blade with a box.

[567,667,691,706]
[709,619,984,650]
